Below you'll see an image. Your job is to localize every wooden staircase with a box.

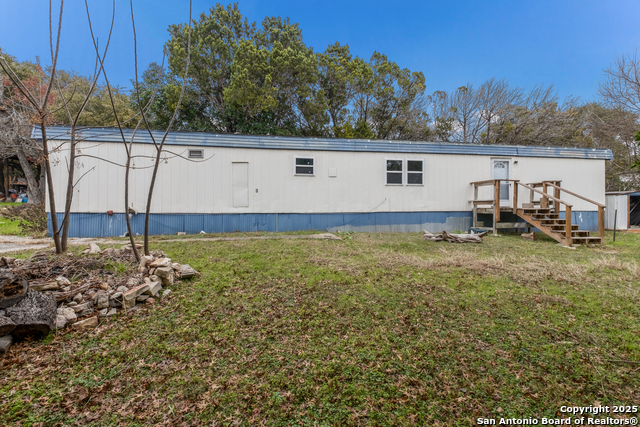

[470,179,605,247]
[517,207,603,246]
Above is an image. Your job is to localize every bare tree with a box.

[449,84,482,143]
[476,77,523,144]
[0,0,65,253]
[599,50,640,115]
[426,90,454,141]
[490,86,587,147]
[132,1,193,256]
[53,2,116,252]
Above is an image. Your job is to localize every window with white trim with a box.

[294,157,315,175]
[385,159,424,185]
[386,159,403,184]
[407,160,424,185]
[188,149,204,159]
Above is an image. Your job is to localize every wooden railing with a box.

[517,182,574,245]
[470,179,520,234]
[470,179,604,245]
[542,181,605,242]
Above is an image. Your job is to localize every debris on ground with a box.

[0,243,199,353]
[423,229,489,243]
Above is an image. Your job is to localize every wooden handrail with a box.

[542,181,605,242]
[529,180,561,187]
[470,179,519,186]
[470,178,603,246]
[542,181,605,208]
[518,182,573,207]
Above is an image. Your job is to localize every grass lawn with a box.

[0,202,31,236]
[0,217,26,236]
[1,231,639,425]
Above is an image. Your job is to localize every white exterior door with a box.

[232,162,249,208]
[492,160,511,207]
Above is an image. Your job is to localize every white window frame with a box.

[406,159,424,186]
[385,158,404,185]
[188,149,204,159]
[294,156,315,176]
[385,158,425,186]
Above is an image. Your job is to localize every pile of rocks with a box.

[0,244,198,354]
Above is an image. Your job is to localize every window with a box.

[295,157,315,175]
[386,159,424,185]
[189,149,204,159]
[386,159,403,184]
[407,160,424,185]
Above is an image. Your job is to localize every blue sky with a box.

[1,0,638,102]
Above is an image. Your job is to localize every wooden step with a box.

[524,209,552,215]
[550,225,579,231]
[571,236,603,244]
[532,214,560,220]
[571,231,591,237]
[551,230,590,237]
[532,200,555,205]
[540,219,566,225]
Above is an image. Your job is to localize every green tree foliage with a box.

[164,3,256,133]
[317,42,368,136]
[52,71,136,127]
[132,62,209,131]
[159,3,429,139]
[358,52,430,140]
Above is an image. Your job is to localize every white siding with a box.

[47,141,606,214]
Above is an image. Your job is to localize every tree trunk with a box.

[39,163,46,198]
[0,315,15,336]
[15,146,43,205]
[143,148,161,256]
[0,271,28,309]
[60,127,77,252]
[4,289,56,340]
[3,158,9,202]
[124,144,140,263]
[0,159,4,197]
[40,124,62,254]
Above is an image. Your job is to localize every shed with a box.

[33,127,613,239]
[605,191,640,230]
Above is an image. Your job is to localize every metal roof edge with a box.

[31,126,614,160]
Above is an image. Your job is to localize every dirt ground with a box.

[0,233,341,254]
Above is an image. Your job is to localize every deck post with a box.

[512,180,519,214]
[553,182,560,214]
[492,203,498,236]
[541,182,548,209]
[494,180,501,223]
[565,205,572,246]
[473,184,478,228]
[598,205,605,243]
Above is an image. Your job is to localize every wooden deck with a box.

[470,179,604,246]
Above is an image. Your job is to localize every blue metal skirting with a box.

[47,211,600,238]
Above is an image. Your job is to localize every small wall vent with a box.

[189,149,204,159]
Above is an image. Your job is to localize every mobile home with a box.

[35,127,612,241]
